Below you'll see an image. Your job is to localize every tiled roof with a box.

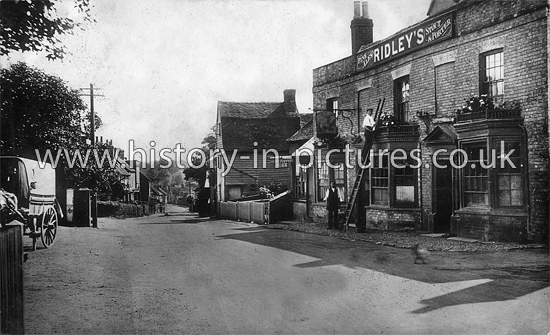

[299,113,313,127]
[218,101,297,118]
[287,120,313,142]
[217,100,300,151]
[221,117,300,151]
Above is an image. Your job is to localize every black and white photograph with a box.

[0,0,549,334]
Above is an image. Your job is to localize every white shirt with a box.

[323,187,342,202]
[362,114,375,128]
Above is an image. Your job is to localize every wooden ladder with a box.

[344,98,385,232]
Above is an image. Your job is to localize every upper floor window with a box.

[480,50,504,104]
[326,98,338,113]
[394,76,410,123]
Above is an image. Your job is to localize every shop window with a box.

[496,140,523,207]
[371,154,389,205]
[394,76,410,123]
[317,162,329,202]
[334,162,346,201]
[480,50,504,104]
[294,165,307,200]
[462,142,489,207]
[317,159,345,202]
[394,159,417,207]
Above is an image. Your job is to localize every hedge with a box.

[97,201,150,218]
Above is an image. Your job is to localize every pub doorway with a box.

[433,158,453,233]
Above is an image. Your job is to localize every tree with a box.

[61,142,126,201]
[142,159,185,188]
[183,134,215,187]
[1,62,90,157]
[0,62,125,200]
[1,0,95,60]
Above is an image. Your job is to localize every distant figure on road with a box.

[186,194,195,212]
[412,244,430,264]
[323,181,342,230]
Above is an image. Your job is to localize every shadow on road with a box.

[216,224,549,314]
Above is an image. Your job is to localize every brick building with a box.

[290,0,549,243]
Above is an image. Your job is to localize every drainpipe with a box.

[517,124,531,240]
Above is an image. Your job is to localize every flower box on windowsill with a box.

[455,109,522,123]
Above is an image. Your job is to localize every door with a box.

[227,186,241,200]
[433,159,453,233]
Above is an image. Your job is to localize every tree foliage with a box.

[183,134,215,187]
[0,62,125,200]
[61,143,126,201]
[0,0,95,60]
[142,159,185,189]
[0,62,90,157]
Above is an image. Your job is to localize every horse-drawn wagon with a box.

[0,156,62,250]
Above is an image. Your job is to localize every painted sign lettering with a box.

[357,12,453,71]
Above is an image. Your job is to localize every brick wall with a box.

[311,0,548,242]
[365,208,421,230]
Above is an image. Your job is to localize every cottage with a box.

[214,90,301,203]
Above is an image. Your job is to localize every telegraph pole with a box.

[80,84,104,228]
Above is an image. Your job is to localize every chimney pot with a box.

[351,1,373,54]
[353,1,361,18]
[361,1,369,18]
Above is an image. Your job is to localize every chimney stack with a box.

[351,1,373,54]
[283,89,297,114]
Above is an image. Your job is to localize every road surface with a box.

[23,206,549,334]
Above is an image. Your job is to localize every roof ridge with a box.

[218,101,281,104]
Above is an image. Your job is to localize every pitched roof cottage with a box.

[215,89,301,201]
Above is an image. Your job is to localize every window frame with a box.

[480,49,504,104]
[493,138,524,209]
[461,140,490,208]
[294,164,307,200]
[458,136,526,211]
[394,75,410,123]
[369,153,390,206]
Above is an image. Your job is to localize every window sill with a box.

[366,205,421,212]
[455,208,528,217]
[293,199,307,203]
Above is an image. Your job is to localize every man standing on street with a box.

[323,180,342,230]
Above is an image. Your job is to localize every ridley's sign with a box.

[357,12,453,71]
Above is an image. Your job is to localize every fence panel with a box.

[227,202,237,221]
[219,202,228,219]
[237,202,251,222]
[0,223,25,334]
[251,202,268,224]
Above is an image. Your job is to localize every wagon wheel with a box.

[40,206,58,248]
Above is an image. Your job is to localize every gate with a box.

[0,223,25,334]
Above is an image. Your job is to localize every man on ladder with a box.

[344,98,385,233]
[362,108,376,134]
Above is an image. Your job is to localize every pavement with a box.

[266,220,549,252]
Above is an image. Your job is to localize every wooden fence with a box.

[218,191,292,224]
[0,223,25,334]
[219,201,269,224]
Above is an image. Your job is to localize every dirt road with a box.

[22,206,549,334]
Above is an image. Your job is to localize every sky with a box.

[1,0,432,161]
